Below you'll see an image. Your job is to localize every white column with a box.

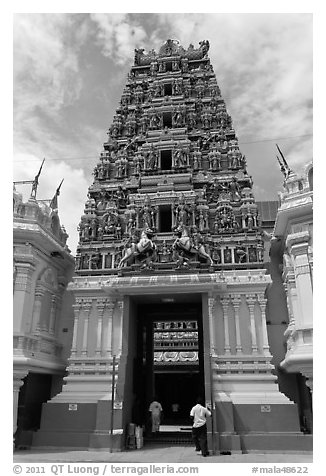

[257,293,271,356]
[290,240,313,327]
[48,295,57,336]
[81,300,92,356]
[33,287,45,333]
[207,293,217,356]
[71,300,82,357]
[246,294,258,354]
[116,300,124,357]
[104,300,115,357]
[53,290,64,336]
[231,294,242,354]
[96,298,106,356]
[220,296,231,354]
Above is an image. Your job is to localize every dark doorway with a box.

[155,372,200,424]
[132,299,204,432]
[163,112,172,128]
[164,83,172,96]
[159,206,172,232]
[15,373,53,448]
[160,150,172,170]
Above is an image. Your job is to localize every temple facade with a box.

[21,39,311,453]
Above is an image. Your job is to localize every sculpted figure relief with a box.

[172,226,213,268]
[119,228,157,269]
[134,48,145,65]
[174,194,190,227]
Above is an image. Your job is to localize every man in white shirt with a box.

[190,396,211,457]
[149,399,163,433]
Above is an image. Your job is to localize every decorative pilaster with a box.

[231,294,242,354]
[220,247,225,264]
[95,298,106,356]
[207,293,217,356]
[246,293,258,354]
[230,247,235,264]
[33,287,45,333]
[48,295,57,335]
[14,263,35,293]
[116,300,124,357]
[71,300,82,357]
[103,300,115,357]
[220,296,231,354]
[81,299,93,356]
[257,293,271,356]
[53,290,64,336]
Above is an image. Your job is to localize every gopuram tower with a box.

[34,39,304,453]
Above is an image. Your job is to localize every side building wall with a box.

[13,190,75,448]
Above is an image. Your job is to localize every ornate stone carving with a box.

[119,228,157,269]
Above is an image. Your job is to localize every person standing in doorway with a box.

[190,396,211,457]
[149,398,163,433]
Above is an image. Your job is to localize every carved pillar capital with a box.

[14,262,35,292]
[82,298,93,315]
[207,293,216,311]
[256,293,267,308]
[230,293,241,307]
[34,285,45,298]
[107,299,116,315]
[245,293,256,308]
[220,295,230,309]
[72,299,82,316]
[96,298,107,317]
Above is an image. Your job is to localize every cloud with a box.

[153,13,312,169]
[90,13,148,64]
[14,14,83,117]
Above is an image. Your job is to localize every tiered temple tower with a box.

[34,39,306,453]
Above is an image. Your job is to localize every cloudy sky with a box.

[13,13,313,254]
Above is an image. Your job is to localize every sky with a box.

[13,12,313,255]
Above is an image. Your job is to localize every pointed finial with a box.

[30,158,45,199]
[276,155,287,178]
[50,178,64,210]
[276,144,292,177]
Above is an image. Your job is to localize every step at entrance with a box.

[145,426,193,446]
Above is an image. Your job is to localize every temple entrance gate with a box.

[129,298,205,433]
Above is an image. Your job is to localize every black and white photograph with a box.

[11,6,315,473]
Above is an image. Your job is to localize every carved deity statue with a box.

[141,195,155,229]
[145,145,158,169]
[174,195,189,228]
